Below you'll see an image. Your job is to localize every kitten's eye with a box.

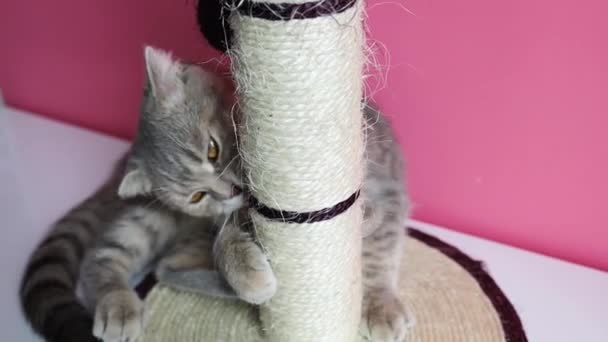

[190,191,206,204]
[208,138,219,162]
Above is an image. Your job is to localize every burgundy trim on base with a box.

[408,228,528,342]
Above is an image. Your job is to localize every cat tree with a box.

[138,2,530,341]
[139,0,366,340]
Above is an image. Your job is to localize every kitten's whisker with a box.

[215,155,238,181]
[143,196,163,209]
[367,139,393,145]
[215,214,231,236]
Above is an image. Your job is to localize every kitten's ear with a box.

[118,167,152,199]
[144,46,184,101]
[183,65,226,96]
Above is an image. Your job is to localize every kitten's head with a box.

[118,46,243,217]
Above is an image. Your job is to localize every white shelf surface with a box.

[1,106,606,341]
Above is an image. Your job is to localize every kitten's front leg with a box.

[361,203,410,342]
[156,224,216,273]
[156,226,239,299]
[82,245,146,342]
[214,215,277,304]
[93,289,144,342]
[80,209,177,342]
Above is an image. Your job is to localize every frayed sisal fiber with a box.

[230,0,366,341]
[138,1,367,341]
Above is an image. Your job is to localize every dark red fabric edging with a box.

[408,228,528,342]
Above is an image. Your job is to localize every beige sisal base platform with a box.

[135,229,526,341]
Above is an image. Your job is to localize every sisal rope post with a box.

[228,0,366,340]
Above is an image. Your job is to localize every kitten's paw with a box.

[93,290,145,342]
[362,291,410,342]
[224,243,277,305]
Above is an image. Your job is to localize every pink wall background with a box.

[1,0,607,271]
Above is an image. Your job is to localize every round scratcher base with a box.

[135,229,527,342]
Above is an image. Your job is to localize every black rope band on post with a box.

[249,190,361,224]
[232,0,357,20]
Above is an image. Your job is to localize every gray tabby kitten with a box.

[168,104,412,342]
[20,47,276,342]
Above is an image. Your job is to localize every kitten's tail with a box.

[20,158,126,342]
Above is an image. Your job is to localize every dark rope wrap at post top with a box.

[197,0,358,52]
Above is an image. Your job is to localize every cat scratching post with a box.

[231,0,365,340]
[138,0,366,340]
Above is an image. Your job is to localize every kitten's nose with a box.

[231,185,242,197]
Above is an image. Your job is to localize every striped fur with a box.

[20,157,127,342]
[19,47,256,342]
[359,103,411,342]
